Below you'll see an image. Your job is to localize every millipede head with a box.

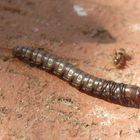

[12,45,24,57]
[125,85,140,106]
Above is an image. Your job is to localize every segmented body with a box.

[13,46,140,107]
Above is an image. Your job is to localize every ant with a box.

[113,48,131,69]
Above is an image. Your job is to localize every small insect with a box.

[12,46,140,108]
[113,48,131,68]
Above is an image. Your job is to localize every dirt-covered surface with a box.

[0,0,140,140]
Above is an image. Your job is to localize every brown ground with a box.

[0,0,140,140]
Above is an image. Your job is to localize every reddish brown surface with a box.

[0,0,140,140]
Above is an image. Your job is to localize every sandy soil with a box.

[0,0,140,140]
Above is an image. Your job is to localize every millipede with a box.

[12,46,140,108]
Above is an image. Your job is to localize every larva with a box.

[13,46,140,107]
